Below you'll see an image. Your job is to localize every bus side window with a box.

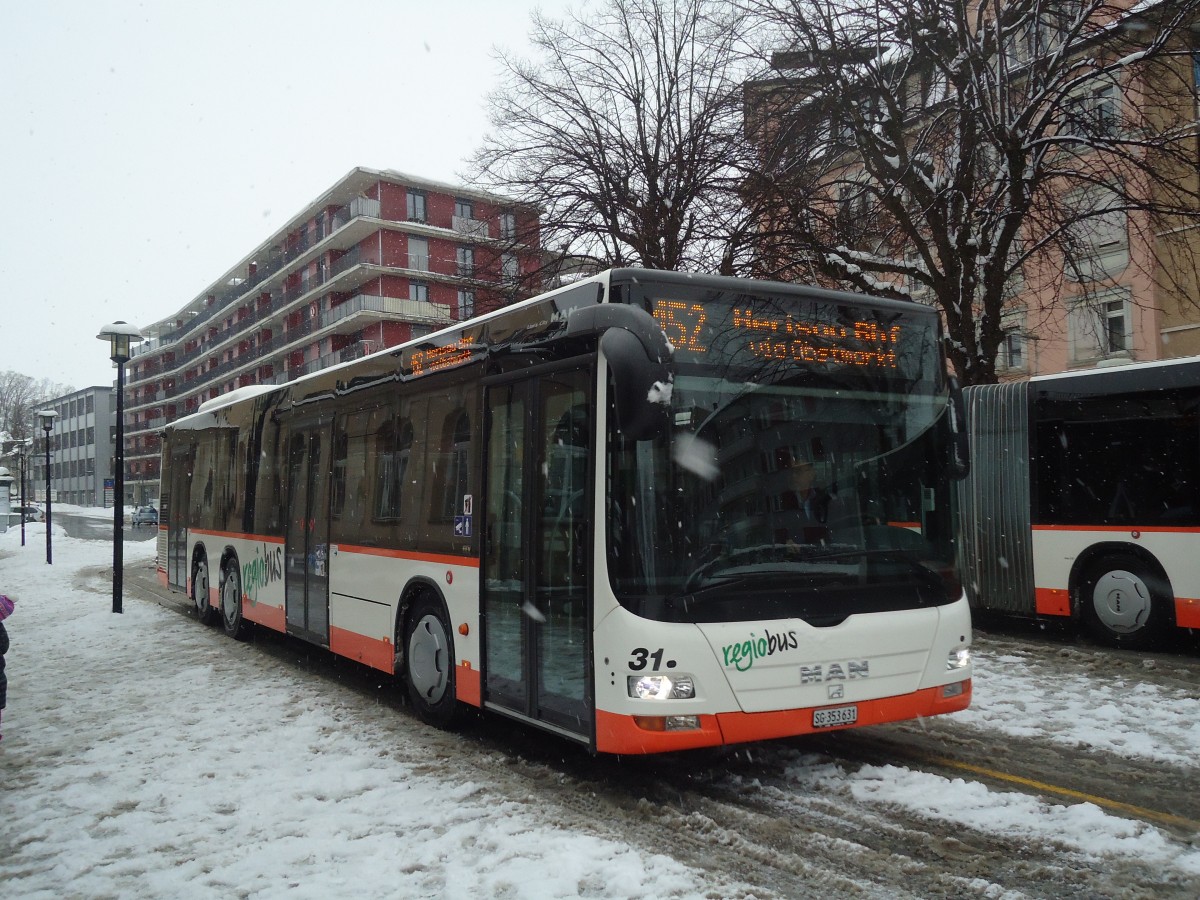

[374,419,412,523]
[330,402,381,546]
[416,378,480,554]
[331,427,348,519]
[252,414,286,536]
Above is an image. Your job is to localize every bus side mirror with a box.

[947,376,970,480]
[601,327,671,442]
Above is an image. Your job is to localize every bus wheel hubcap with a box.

[1092,570,1151,634]
[409,615,448,702]
[194,562,208,612]
[223,574,240,623]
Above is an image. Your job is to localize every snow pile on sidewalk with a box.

[0,530,730,899]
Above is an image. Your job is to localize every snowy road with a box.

[2,523,1198,898]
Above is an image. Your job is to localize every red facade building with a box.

[124,167,540,502]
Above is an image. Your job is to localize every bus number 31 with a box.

[630,648,674,671]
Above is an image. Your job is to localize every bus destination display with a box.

[651,298,905,370]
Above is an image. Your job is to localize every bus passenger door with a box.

[284,424,331,645]
[483,366,593,740]
[166,445,194,591]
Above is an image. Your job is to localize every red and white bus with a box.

[158,268,973,754]
[959,357,1200,649]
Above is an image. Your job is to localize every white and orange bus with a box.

[158,268,973,754]
[959,357,1200,649]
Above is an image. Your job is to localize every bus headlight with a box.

[628,674,695,700]
[947,647,971,671]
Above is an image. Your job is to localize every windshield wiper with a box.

[801,548,917,562]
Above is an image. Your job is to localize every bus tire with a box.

[220,554,249,641]
[404,593,459,728]
[193,552,216,626]
[1080,552,1171,650]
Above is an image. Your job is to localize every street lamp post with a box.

[98,321,144,614]
[16,440,29,547]
[37,408,58,564]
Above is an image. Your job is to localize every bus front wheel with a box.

[221,555,249,641]
[1080,553,1171,650]
[404,594,459,728]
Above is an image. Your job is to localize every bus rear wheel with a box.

[404,594,459,728]
[221,555,249,641]
[193,555,216,626]
[1080,553,1171,650]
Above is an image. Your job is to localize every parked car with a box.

[14,504,44,522]
[131,506,159,527]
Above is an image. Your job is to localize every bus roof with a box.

[1030,354,1200,386]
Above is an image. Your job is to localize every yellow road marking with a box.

[917,753,1200,831]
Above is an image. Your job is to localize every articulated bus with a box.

[158,268,973,754]
[959,357,1200,649]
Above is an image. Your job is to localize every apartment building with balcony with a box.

[124,167,540,503]
[26,385,118,508]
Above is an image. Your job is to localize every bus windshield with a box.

[606,283,960,625]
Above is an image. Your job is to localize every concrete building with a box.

[26,386,118,507]
[124,167,541,502]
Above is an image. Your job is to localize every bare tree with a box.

[0,371,72,443]
[744,0,1200,385]
[469,0,761,280]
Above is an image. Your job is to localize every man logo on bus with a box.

[799,661,870,684]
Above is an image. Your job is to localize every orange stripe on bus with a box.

[1032,524,1200,535]
[1035,587,1071,617]
[336,544,480,569]
[190,528,286,544]
[456,663,482,707]
[594,682,971,754]
[328,626,394,673]
[244,601,286,632]
[1177,597,1200,630]
[185,530,476,567]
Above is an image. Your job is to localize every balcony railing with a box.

[452,215,490,239]
[321,293,451,331]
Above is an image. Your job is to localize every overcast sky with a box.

[0,0,575,392]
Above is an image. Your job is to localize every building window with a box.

[407,190,427,223]
[500,212,517,240]
[1194,52,1200,120]
[501,253,519,284]
[454,198,473,220]
[1070,289,1131,363]
[410,280,429,303]
[1102,298,1127,354]
[1065,185,1127,282]
[999,326,1026,371]
[408,237,429,272]
[458,289,475,321]
[1065,82,1120,138]
[1093,84,1119,137]
[456,246,475,278]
